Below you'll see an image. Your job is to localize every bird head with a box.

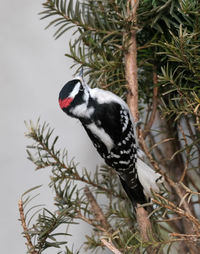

[58,72,90,117]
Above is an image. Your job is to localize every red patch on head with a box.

[59,97,73,109]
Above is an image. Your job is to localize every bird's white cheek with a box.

[70,104,94,119]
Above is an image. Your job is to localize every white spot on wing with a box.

[119,160,130,165]
[110,152,120,158]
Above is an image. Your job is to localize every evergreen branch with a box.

[18,199,38,254]
[41,0,124,38]
[34,208,71,251]
[75,213,106,233]
[139,128,198,221]
[152,193,200,233]
[41,0,93,34]
[25,120,122,199]
[40,0,130,95]
[18,186,75,253]
[21,1,200,253]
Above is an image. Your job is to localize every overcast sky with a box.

[0,1,109,253]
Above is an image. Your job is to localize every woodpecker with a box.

[59,73,163,206]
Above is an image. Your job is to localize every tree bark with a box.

[124,0,153,245]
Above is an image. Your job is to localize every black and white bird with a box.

[59,73,163,206]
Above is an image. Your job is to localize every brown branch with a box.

[84,186,111,231]
[136,205,152,241]
[75,204,123,253]
[101,239,123,254]
[125,0,139,122]
[124,0,153,245]
[138,128,200,250]
[18,200,38,254]
[152,193,200,232]
[123,2,200,251]
[170,232,200,240]
[139,129,166,177]
[148,134,169,168]
[139,129,193,202]
[75,213,107,233]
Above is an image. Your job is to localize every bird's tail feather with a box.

[136,158,164,198]
[119,177,147,206]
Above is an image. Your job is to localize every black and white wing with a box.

[80,100,147,205]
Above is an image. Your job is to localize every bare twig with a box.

[170,232,200,240]
[75,213,107,233]
[18,200,38,254]
[152,193,200,232]
[101,239,123,254]
[139,129,197,219]
[139,129,166,177]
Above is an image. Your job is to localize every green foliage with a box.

[137,0,200,102]
[19,1,200,253]
[40,0,132,96]
[40,0,200,108]
[19,185,71,253]
[156,26,200,121]
[22,120,174,253]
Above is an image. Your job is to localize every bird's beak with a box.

[79,67,83,78]
[74,67,84,82]
[72,67,89,92]
[78,68,89,91]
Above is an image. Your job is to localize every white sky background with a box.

[0,0,109,253]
